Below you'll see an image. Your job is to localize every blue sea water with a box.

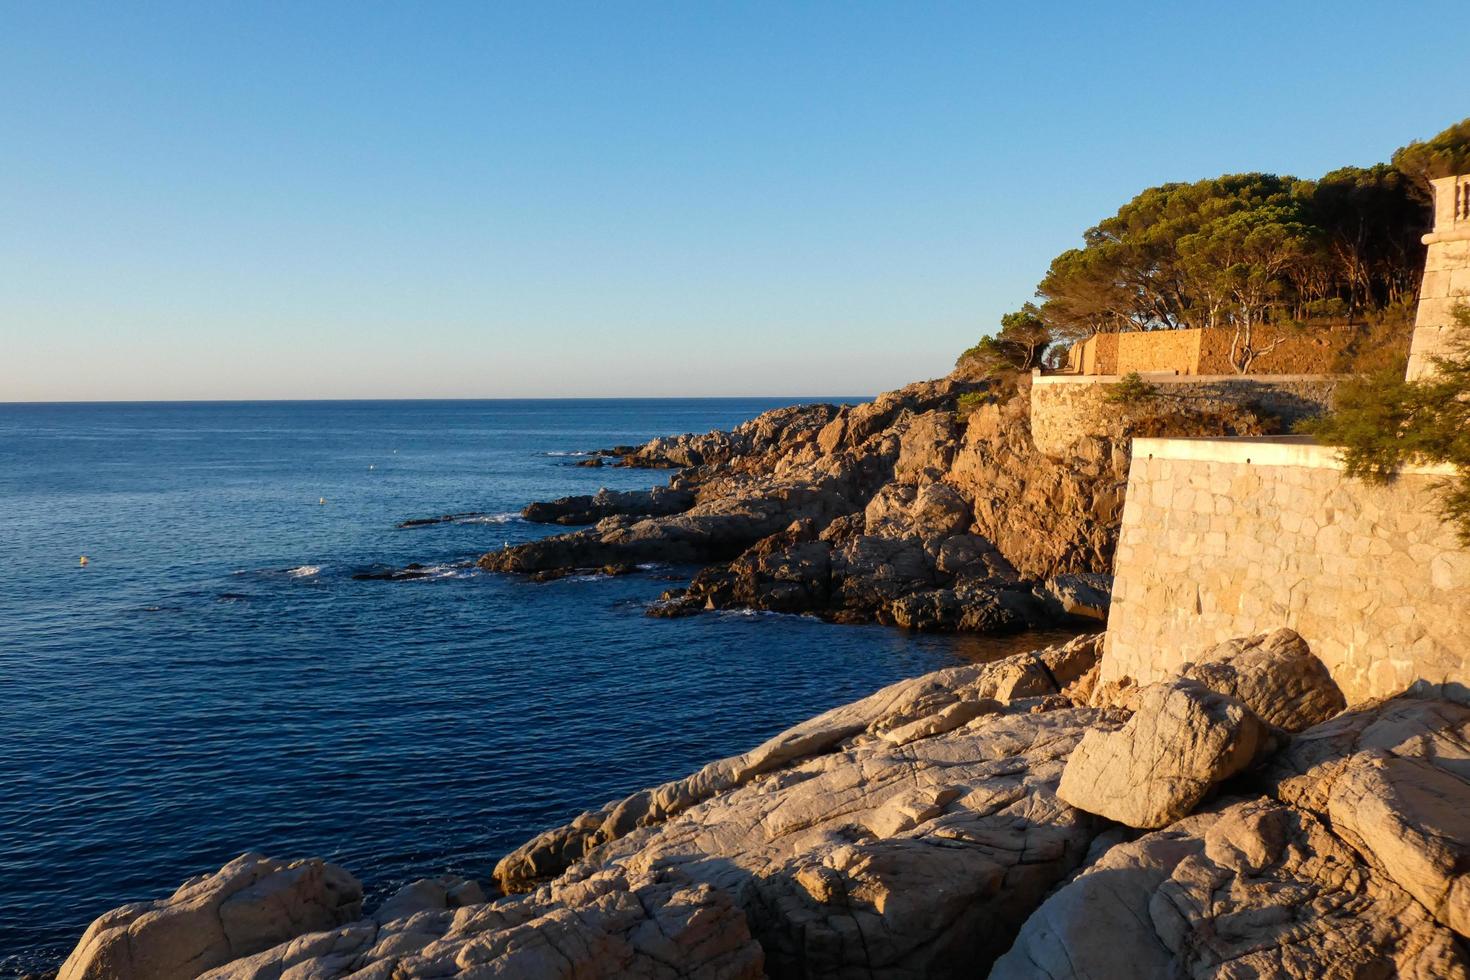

[0,399,1064,974]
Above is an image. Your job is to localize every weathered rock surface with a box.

[993,795,1470,979]
[61,635,1109,980]
[522,486,696,525]
[995,694,1470,979]
[61,631,1469,980]
[58,853,362,980]
[1179,627,1346,732]
[199,866,764,980]
[1057,678,1268,828]
[480,374,1274,633]
[493,633,1106,894]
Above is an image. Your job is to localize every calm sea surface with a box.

[0,399,1065,973]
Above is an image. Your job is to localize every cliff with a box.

[481,373,1275,634]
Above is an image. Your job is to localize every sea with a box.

[0,399,1071,974]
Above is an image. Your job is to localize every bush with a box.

[1301,305,1470,543]
[954,391,991,419]
[1105,372,1160,406]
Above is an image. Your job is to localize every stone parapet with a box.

[1028,376,1340,457]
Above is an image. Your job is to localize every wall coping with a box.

[1131,435,1460,477]
[1032,372,1342,386]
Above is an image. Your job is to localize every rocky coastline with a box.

[53,627,1470,978]
[481,373,1271,633]
[49,380,1470,979]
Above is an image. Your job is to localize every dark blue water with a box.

[0,400,1057,974]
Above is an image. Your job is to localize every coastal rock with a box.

[1033,572,1112,622]
[997,694,1470,979]
[885,582,1040,633]
[481,372,1273,633]
[494,634,1104,895]
[199,866,763,980]
[565,706,1103,977]
[371,875,486,923]
[58,853,362,980]
[481,477,860,575]
[1057,678,1268,828]
[991,796,1470,979]
[522,486,695,525]
[1179,627,1346,732]
[480,636,1111,978]
[1266,697,1470,935]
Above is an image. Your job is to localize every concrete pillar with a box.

[1407,173,1470,380]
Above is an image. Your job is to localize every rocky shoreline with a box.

[53,627,1470,978]
[49,381,1470,979]
[481,374,1270,633]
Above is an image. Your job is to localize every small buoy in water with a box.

[319,497,326,505]
[79,555,89,567]
[369,464,375,470]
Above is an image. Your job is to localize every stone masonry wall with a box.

[1029,376,1340,458]
[1076,333,1119,375]
[1103,437,1470,704]
[1066,327,1355,377]
[1116,329,1200,374]
[1193,327,1355,375]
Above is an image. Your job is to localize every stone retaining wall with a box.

[1067,327,1356,377]
[1028,375,1341,457]
[1103,436,1470,704]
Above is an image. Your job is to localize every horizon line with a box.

[0,393,880,406]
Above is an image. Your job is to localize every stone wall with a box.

[1116,330,1199,374]
[1193,327,1354,375]
[1028,375,1341,457]
[1104,436,1470,704]
[1064,327,1355,376]
[1074,333,1118,375]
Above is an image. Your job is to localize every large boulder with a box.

[1057,678,1268,828]
[1032,572,1112,623]
[997,694,1470,979]
[1179,628,1345,731]
[992,796,1470,979]
[58,853,362,980]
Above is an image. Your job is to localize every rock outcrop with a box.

[522,487,696,525]
[199,866,764,980]
[1058,677,1268,828]
[480,376,1275,634]
[58,630,1470,980]
[996,694,1470,979]
[58,853,362,980]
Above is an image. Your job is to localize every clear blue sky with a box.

[2,2,1465,401]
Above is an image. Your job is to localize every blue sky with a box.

[2,2,1465,400]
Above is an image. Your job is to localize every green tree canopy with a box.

[1392,117,1470,193]
[956,303,1052,376]
[1302,305,1470,543]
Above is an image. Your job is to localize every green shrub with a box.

[954,391,990,419]
[1105,372,1159,406]
[1301,305,1470,543]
